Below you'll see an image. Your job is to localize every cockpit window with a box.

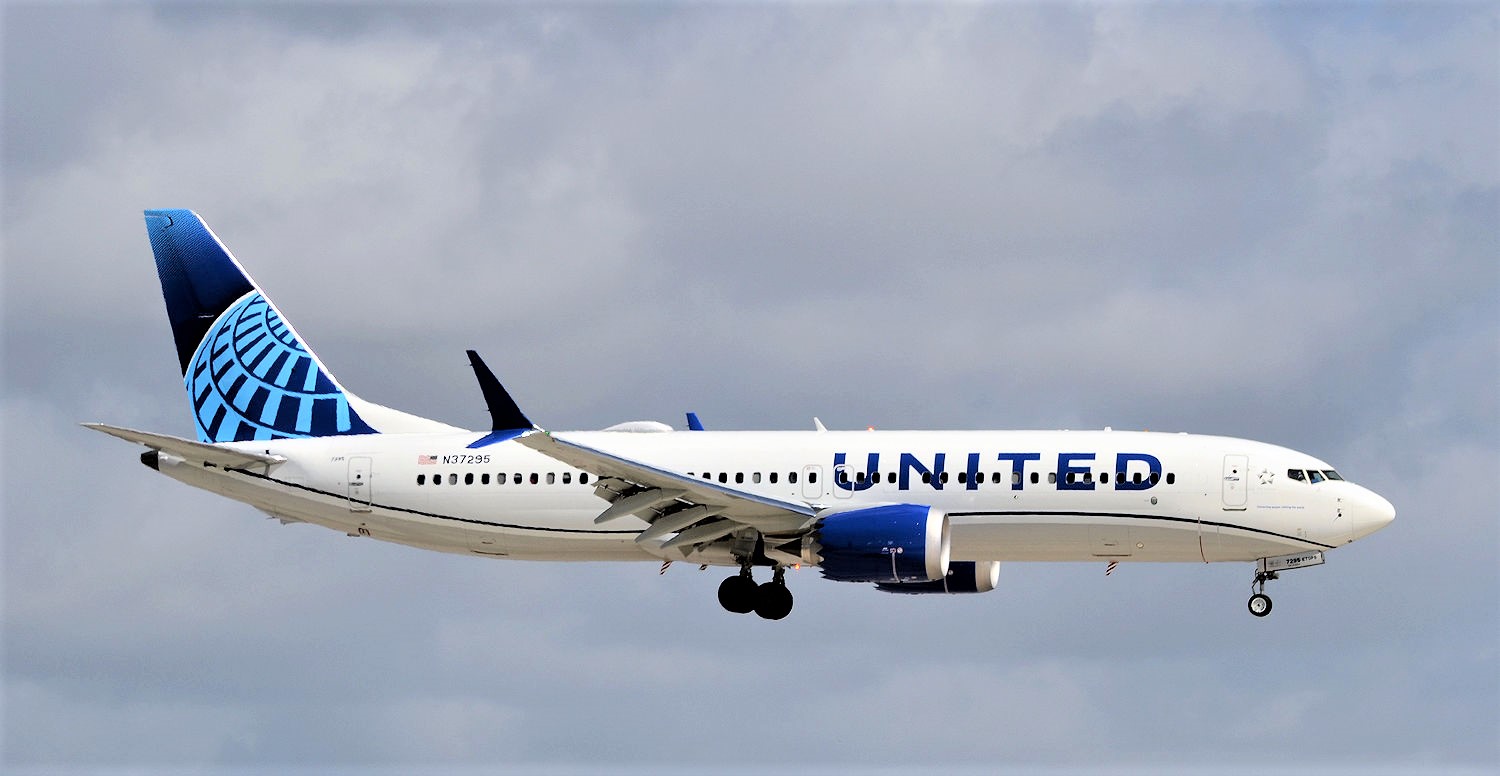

[1323,470,1343,481]
[1287,469,1306,482]
[1307,470,1325,484]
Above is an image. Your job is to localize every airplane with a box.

[87,210,1396,621]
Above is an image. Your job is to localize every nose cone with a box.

[1350,487,1396,541]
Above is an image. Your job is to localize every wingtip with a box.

[465,349,535,432]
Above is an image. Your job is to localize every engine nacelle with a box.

[874,561,1001,594]
[812,504,950,583]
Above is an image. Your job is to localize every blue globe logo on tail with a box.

[187,291,374,442]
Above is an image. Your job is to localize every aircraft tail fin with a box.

[144,210,456,442]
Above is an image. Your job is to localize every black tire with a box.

[1248,593,1273,617]
[753,582,794,620]
[717,575,757,614]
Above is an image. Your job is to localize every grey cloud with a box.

[5,2,1497,771]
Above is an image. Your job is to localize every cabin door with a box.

[1222,454,1248,510]
[347,456,373,512]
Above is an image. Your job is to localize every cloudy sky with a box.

[3,2,1496,772]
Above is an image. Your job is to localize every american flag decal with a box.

[1105,561,1118,576]
[417,455,438,465]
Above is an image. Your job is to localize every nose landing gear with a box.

[1248,571,1276,617]
[1245,550,1327,618]
[718,562,794,620]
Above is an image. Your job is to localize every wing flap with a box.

[83,423,286,468]
[516,430,817,534]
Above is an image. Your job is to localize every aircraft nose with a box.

[1350,488,1396,541]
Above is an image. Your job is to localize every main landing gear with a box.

[717,563,793,620]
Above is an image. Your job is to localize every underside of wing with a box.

[515,430,819,564]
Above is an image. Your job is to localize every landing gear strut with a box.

[718,563,794,620]
[1245,551,1326,617]
[1248,570,1277,618]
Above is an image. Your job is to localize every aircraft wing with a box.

[83,423,286,469]
[468,348,818,559]
[517,430,818,539]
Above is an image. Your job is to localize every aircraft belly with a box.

[160,461,653,562]
[948,515,1205,562]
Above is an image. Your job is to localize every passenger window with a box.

[922,472,932,484]
[753,472,761,484]
[736,472,744,484]
[562,473,572,484]
[718,473,727,483]
[838,471,848,484]
[770,472,779,484]
[703,472,712,480]
[1133,472,1142,484]
[580,473,590,485]
[809,471,818,483]
[855,472,866,484]
[529,473,538,485]
[1066,473,1075,484]
[790,472,798,484]
[449,473,458,485]
[1308,470,1325,484]
[1031,472,1040,484]
[481,473,491,485]
[465,473,474,485]
[513,473,522,485]
[888,472,897,484]
[1166,473,1176,485]
[939,472,949,484]
[1149,472,1160,484]
[417,474,426,485]
[434,475,442,486]
[547,473,556,484]
[957,472,967,485]
[1083,472,1093,484]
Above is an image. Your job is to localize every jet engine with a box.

[811,504,950,583]
[875,560,1001,594]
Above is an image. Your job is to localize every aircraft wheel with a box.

[1248,593,1273,618]
[717,574,757,614]
[753,582,793,621]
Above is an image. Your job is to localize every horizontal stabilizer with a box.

[82,423,285,468]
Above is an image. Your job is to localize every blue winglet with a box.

[466,349,534,448]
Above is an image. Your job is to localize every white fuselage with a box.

[153,428,1395,567]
